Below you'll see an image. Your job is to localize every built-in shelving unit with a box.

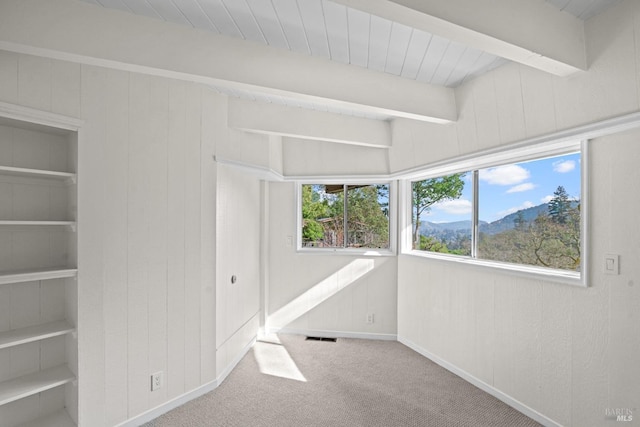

[0,105,80,426]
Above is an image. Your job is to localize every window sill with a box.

[297,247,396,257]
[403,250,585,287]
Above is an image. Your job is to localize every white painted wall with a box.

[390,0,640,172]
[0,51,222,426]
[266,182,397,338]
[227,97,392,149]
[282,138,390,177]
[81,65,219,427]
[395,1,640,426]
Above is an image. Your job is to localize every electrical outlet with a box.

[151,371,163,391]
[366,313,374,324]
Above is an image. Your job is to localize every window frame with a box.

[296,180,397,256]
[400,140,588,287]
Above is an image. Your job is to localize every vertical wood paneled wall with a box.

[0,50,220,426]
[395,2,640,426]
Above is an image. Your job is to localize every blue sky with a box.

[424,152,581,224]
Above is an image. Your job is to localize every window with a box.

[410,150,583,278]
[411,172,472,255]
[477,154,581,270]
[300,183,391,251]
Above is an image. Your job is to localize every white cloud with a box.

[553,159,576,173]
[541,195,553,203]
[433,198,472,215]
[506,183,535,193]
[480,164,530,185]
[497,201,534,218]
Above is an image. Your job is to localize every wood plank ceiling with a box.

[80,0,507,88]
[78,0,621,119]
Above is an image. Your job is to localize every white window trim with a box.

[296,179,397,256]
[399,140,588,287]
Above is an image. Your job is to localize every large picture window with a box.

[300,183,390,250]
[411,151,582,276]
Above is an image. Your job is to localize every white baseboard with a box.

[117,336,256,427]
[398,336,561,427]
[115,379,218,427]
[216,335,257,385]
[271,327,397,341]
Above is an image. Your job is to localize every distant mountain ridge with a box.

[479,203,549,234]
[421,202,549,236]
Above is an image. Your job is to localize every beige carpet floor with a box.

[143,334,541,427]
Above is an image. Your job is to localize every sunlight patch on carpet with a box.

[253,341,307,382]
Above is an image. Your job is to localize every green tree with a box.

[346,186,389,248]
[419,235,450,253]
[527,211,580,270]
[324,189,344,246]
[548,185,571,224]
[514,211,527,231]
[478,202,581,271]
[412,174,466,249]
[301,185,329,244]
[478,230,528,263]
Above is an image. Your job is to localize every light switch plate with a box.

[604,254,620,275]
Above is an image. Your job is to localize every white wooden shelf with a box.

[0,221,76,227]
[0,104,79,424]
[0,268,77,286]
[0,365,75,406]
[0,165,76,182]
[0,321,75,350]
[18,409,76,427]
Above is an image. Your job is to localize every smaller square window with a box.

[301,184,390,250]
